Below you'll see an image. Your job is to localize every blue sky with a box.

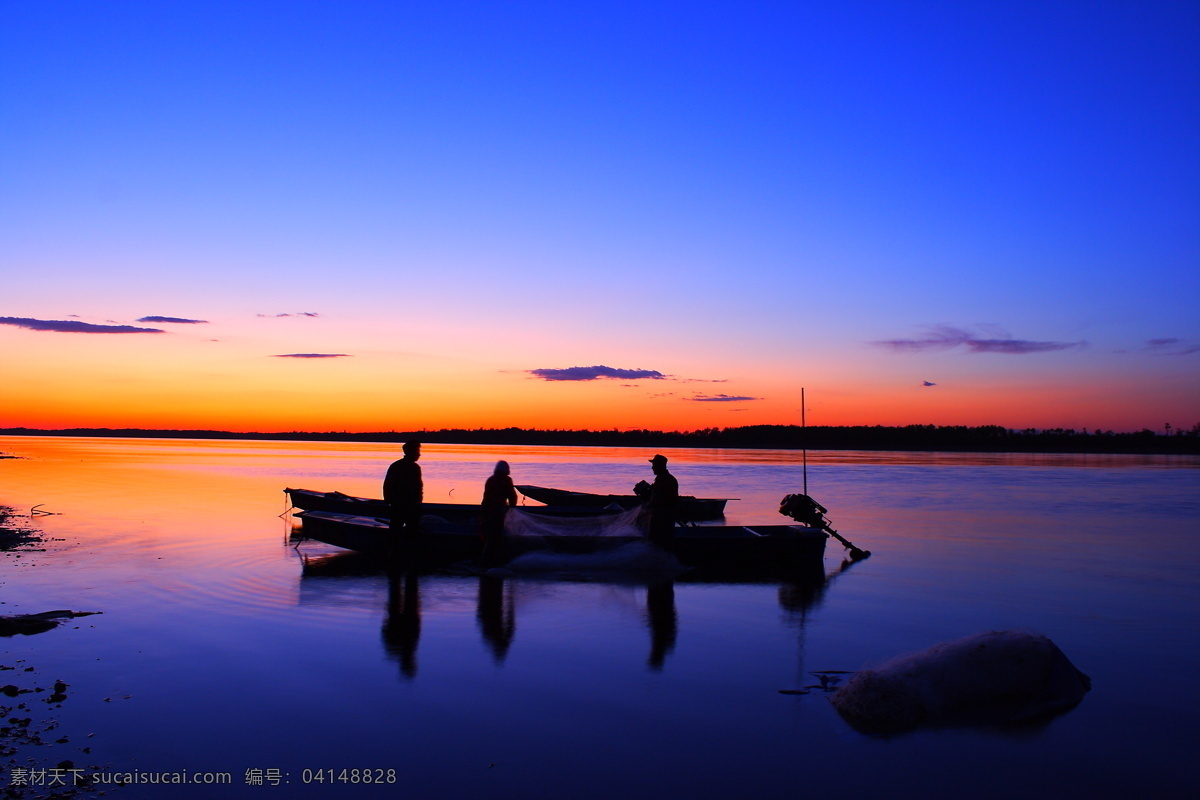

[2,1,1197,432]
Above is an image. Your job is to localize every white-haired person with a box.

[481,460,518,565]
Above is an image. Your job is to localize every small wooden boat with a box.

[294,508,826,571]
[514,485,730,521]
[287,488,392,516]
[295,511,476,560]
[285,487,612,524]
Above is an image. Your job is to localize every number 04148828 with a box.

[301,769,398,784]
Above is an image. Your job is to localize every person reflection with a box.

[645,580,677,671]
[476,575,516,663]
[382,567,421,680]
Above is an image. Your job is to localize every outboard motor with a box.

[779,493,830,528]
[779,493,871,561]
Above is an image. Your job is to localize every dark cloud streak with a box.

[138,316,208,324]
[271,353,351,359]
[529,365,665,381]
[0,316,164,334]
[1146,338,1199,355]
[873,326,1083,355]
[963,339,1080,354]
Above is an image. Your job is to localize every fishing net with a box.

[504,506,646,538]
[502,541,682,573]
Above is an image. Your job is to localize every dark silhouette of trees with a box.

[2,423,1198,455]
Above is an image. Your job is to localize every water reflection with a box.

[382,568,421,680]
[3,436,1195,797]
[778,555,860,619]
[477,574,515,663]
[645,580,676,671]
[297,553,837,678]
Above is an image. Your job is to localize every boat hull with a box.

[294,510,826,571]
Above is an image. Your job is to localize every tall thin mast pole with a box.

[802,387,807,496]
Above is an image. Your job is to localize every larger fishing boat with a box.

[292,505,826,572]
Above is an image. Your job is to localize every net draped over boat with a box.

[504,506,646,538]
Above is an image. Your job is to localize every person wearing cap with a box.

[646,454,679,548]
[480,460,518,566]
[384,441,423,549]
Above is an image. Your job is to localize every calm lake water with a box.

[2,436,1198,799]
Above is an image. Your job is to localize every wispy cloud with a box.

[271,353,351,359]
[258,312,320,318]
[1145,338,1200,355]
[873,325,1084,355]
[964,339,1079,354]
[0,316,164,334]
[137,316,208,324]
[528,365,666,381]
[689,394,759,402]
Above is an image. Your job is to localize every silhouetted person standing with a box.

[646,453,678,549]
[384,441,422,549]
[481,460,518,566]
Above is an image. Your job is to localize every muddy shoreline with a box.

[1,505,105,799]
[0,506,40,554]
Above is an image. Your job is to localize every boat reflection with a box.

[778,555,858,619]
[297,552,848,679]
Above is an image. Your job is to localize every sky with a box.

[2,0,1197,434]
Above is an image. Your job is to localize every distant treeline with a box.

[3,424,1199,455]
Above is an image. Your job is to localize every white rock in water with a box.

[830,630,1091,735]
